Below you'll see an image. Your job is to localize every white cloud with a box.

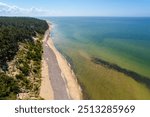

[0,2,51,16]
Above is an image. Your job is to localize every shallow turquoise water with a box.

[46,17,150,77]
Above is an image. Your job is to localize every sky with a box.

[0,0,150,17]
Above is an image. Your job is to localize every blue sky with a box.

[0,0,150,16]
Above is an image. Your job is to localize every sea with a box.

[45,17,150,99]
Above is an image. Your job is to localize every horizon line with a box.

[1,15,150,18]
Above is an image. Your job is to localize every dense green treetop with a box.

[0,17,48,70]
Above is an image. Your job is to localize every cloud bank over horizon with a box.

[0,0,150,17]
[0,2,51,16]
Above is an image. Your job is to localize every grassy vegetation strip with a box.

[15,37,43,99]
[92,57,150,88]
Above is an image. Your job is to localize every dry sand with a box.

[40,59,54,99]
[40,22,82,100]
[40,26,54,100]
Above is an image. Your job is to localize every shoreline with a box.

[40,22,82,100]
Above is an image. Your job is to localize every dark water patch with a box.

[91,57,150,88]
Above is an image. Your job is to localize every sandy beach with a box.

[40,26,54,100]
[40,22,82,100]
